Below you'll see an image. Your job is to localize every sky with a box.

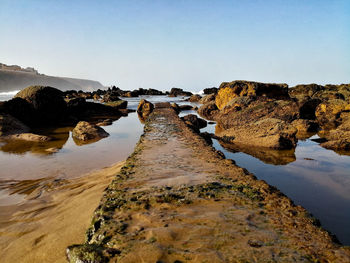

[0,0,349,91]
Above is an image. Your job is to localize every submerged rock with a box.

[72,121,109,142]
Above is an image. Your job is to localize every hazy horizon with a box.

[1,0,349,91]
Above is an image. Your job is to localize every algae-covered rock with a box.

[215,80,289,110]
[66,244,110,263]
[198,101,219,120]
[72,121,109,142]
[14,86,67,124]
[104,100,127,109]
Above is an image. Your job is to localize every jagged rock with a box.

[137,99,154,120]
[0,114,30,136]
[72,121,109,142]
[14,86,67,124]
[181,114,207,132]
[102,92,120,102]
[215,80,290,110]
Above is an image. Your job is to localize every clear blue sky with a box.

[0,0,349,91]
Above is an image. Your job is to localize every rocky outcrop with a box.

[198,101,219,120]
[137,99,154,121]
[199,93,216,104]
[215,80,289,110]
[181,114,207,132]
[72,121,109,142]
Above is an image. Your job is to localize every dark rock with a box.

[181,114,207,132]
[14,86,67,125]
[2,97,37,126]
[198,101,219,120]
[168,88,192,97]
[203,87,218,95]
[0,114,30,136]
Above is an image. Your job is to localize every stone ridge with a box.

[66,104,350,263]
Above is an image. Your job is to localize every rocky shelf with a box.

[67,103,350,263]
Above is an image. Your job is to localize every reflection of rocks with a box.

[218,140,296,165]
[72,121,109,144]
[137,99,154,121]
[0,127,70,155]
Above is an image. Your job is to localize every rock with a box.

[137,99,154,120]
[104,100,128,109]
[14,86,67,124]
[215,118,297,149]
[199,94,216,104]
[187,94,202,102]
[72,121,109,142]
[96,119,113,126]
[0,114,30,136]
[170,103,180,114]
[124,90,139,97]
[102,92,120,102]
[319,114,350,152]
[289,84,324,100]
[179,105,194,111]
[181,114,207,132]
[315,99,350,129]
[215,80,290,110]
[168,88,192,97]
[198,101,219,120]
[291,119,319,133]
[93,94,101,101]
[298,98,322,120]
[203,87,218,95]
[67,102,122,121]
[2,97,37,126]
[7,133,52,142]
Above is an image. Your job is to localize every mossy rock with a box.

[66,244,108,263]
[104,100,127,109]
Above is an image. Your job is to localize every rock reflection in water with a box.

[218,141,296,165]
[0,127,70,155]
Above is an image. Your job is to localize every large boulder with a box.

[72,121,109,142]
[215,118,297,149]
[137,99,154,120]
[0,114,30,136]
[14,86,67,124]
[215,80,290,110]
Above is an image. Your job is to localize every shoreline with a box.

[0,161,125,263]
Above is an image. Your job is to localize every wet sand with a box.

[0,161,124,263]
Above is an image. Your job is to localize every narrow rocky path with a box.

[67,103,350,263]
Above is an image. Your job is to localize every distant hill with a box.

[0,63,105,92]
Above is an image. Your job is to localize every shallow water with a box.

[0,94,350,252]
[198,120,350,245]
